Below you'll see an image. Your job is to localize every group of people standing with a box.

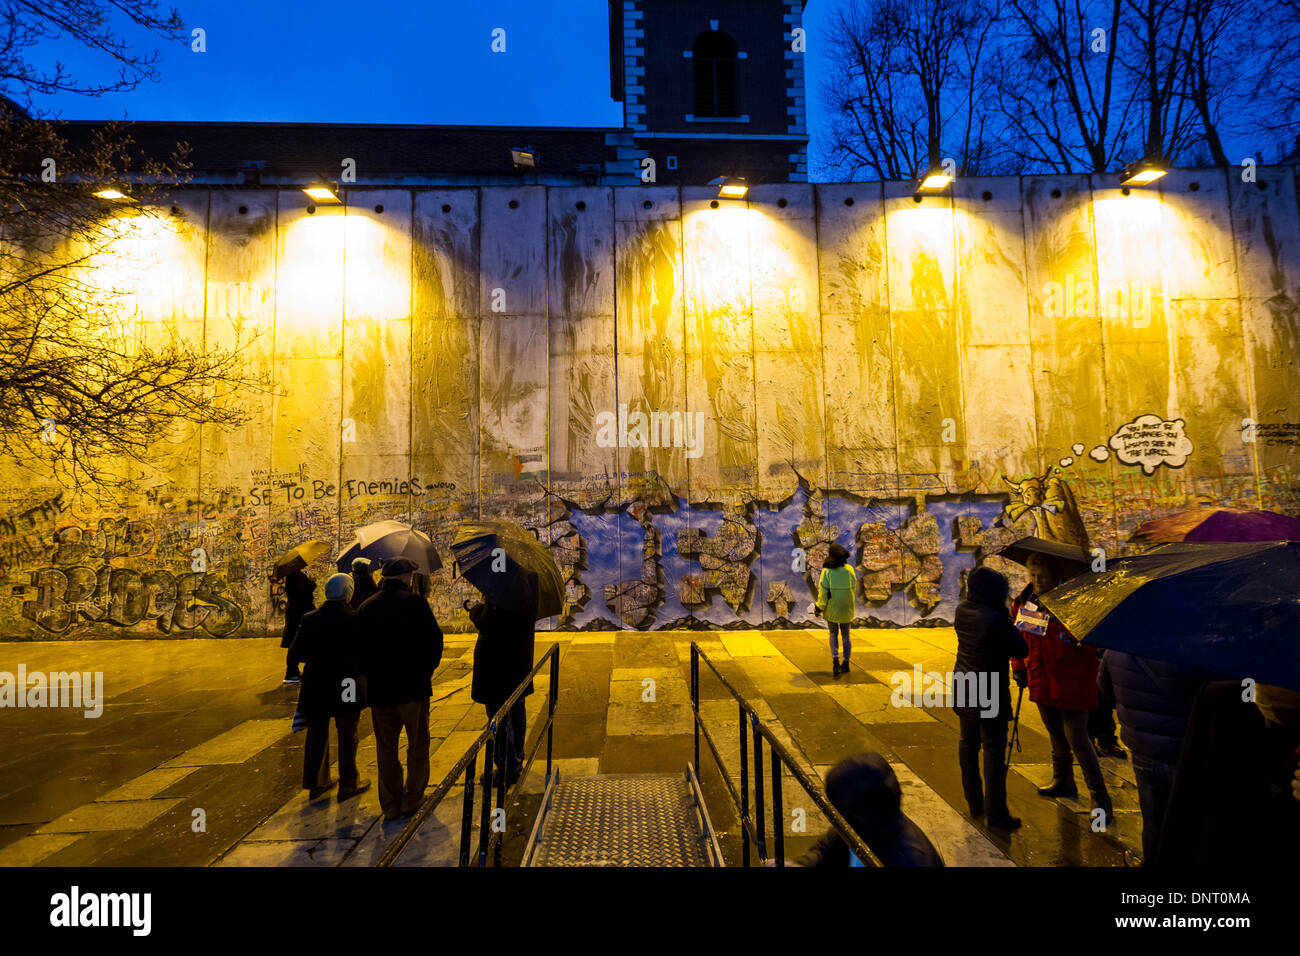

[953,553,1300,863]
[277,556,539,822]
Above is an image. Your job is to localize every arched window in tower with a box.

[692,30,739,117]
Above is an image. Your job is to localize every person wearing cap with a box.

[794,751,944,867]
[357,557,444,822]
[289,573,370,801]
[349,557,378,610]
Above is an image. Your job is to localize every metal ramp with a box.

[522,768,724,867]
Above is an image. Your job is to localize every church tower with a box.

[607,0,809,185]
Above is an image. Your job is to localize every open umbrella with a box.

[994,536,1091,573]
[273,540,331,579]
[1131,507,1300,543]
[450,521,563,620]
[337,520,442,573]
[1039,541,1300,690]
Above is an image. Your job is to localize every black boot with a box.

[987,812,1022,830]
[832,658,841,674]
[1037,780,1079,798]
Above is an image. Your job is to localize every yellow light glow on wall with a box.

[885,205,964,312]
[71,209,193,328]
[1092,193,1197,326]
[684,204,760,319]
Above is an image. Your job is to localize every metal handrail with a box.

[689,642,884,867]
[376,642,560,867]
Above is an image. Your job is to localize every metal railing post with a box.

[493,717,509,867]
[772,754,785,866]
[739,701,750,868]
[547,647,558,782]
[460,754,477,867]
[691,644,700,774]
[752,716,767,863]
[477,731,494,866]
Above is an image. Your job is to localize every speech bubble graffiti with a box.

[1108,415,1193,475]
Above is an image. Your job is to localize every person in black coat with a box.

[280,566,317,684]
[953,566,1029,830]
[468,568,539,787]
[1097,650,1214,863]
[796,752,944,867]
[348,557,378,610]
[1157,680,1300,866]
[290,573,370,801]
[357,557,444,821]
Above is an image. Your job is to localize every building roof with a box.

[50,120,620,185]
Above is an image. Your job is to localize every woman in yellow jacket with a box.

[816,543,858,675]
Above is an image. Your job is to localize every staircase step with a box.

[530,773,712,867]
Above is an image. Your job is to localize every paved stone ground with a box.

[0,629,1138,867]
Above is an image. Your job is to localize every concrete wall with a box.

[3,169,1298,639]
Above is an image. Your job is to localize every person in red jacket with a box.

[1011,553,1113,826]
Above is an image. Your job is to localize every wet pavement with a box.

[0,629,1137,867]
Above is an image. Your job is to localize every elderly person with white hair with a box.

[289,572,371,801]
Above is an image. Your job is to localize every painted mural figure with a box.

[1001,468,1088,548]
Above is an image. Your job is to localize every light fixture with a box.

[1120,159,1167,186]
[512,147,536,169]
[302,182,341,204]
[914,164,953,196]
[93,187,132,201]
[709,175,748,199]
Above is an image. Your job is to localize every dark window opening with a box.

[693,30,739,117]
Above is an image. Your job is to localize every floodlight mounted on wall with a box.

[93,186,134,202]
[512,147,537,169]
[914,164,953,196]
[302,180,342,204]
[709,175,748,199]
[1120,158,1167,186]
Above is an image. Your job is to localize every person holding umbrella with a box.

[953,566,1028,830]
[273,542,329,685]
[357,557,444,822]
[1011,552,1114,825]
[468,569,540,788]
[451,520,563,788]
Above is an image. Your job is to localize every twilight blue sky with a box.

[25,1,835,130]
[19,1,837,177]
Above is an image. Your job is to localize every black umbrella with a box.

[1039,541,1300,690]
[995,536,1090,573]
[450,521,564,620]
[337,520,442,574]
